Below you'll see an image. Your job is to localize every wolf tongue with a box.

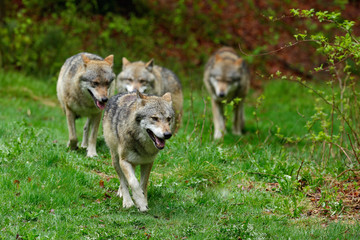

[155,136,165,149]
[96,100,105,110]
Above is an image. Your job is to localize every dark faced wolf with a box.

[103,91,175,212]
[57,52,115,157]
[115,58,183,132]
[203,47,250,139]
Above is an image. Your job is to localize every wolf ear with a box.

[122,57,131,69]
[162,92,172,103]
[235,58,243,66]
[136,90,147,107]
[82,54,91,67]
[215,54,222,62]
[145,59,154,72]
[104,55,114,67]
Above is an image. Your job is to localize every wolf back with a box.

[57,52,115,157]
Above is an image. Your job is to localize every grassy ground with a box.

[0,70,359,239]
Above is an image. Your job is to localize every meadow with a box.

[0,69,359,239]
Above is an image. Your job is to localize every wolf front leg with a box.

[81,118,90,148]
[211,98,226,140]
[86,113,101,157]
[111,149,134,209]
[233,100,245,135]
[120,159,148,212]
[140,163,153,202]
[65,107,78,150]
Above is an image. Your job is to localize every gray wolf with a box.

[57,52,115,157]
[203,47,250,139]
[114,58,183,132]
[103,91,175,212]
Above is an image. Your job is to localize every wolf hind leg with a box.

[81,118,90,148]
[86,113,101,157]
[233,101,245,135]
[120,159,148,212]
[65,107,78,150]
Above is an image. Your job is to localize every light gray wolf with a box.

[57,52,115,157]
[203,47,250,139]
[114,58,183,132]
[103,91,175,212]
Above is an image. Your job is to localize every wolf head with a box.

[117,58,156,94]
[80,54,115,110]
[209,55,245,100]
[135,91,175,150]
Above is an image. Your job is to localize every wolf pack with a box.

[56,46,250,212]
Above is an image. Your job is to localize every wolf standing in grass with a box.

[57,53,115,157]
[115,58,183,132]
[204,47,250,139]
[103,91,174,212]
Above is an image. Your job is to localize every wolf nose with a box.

[163,132,172,140]
[101,97,108,103]
[219,92,225,98]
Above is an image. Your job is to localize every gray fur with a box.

[113,58,183,132]
[203,47,250,139]
[57,52,115,157]
[103,91,174,212]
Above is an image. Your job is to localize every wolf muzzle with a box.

[146,130,172,150]
[88,89,108,110]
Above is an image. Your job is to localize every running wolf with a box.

[115,58,183,132]
[103,91,175,212]
[203,47,250,139]
[57,52,115,157]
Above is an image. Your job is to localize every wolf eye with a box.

[151,117,159,122]
[139,79,147,85]
[211,75,221,81]
[92,82,99,87]
[166,117,171,122]
[231,76,240,82]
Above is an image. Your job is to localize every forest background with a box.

[1,0,360,86]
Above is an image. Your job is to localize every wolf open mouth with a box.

[146,129,165,150]
[88,89,106,110]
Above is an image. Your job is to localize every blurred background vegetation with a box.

[1,0,360,88]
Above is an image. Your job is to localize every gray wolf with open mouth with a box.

[57,52,115,157]
[114,58,183,132]
[103,91,175,212]
[203,47,250,139]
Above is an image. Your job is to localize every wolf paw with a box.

[86,147,98,157]
[232,129,243,136]
[86,151,98,158]
[67,140,78,150]
[214,131,224,140]
[123,199,135,209]
[137,205,149,212]
[80,142,88,149]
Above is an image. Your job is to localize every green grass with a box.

[0,70,359,239]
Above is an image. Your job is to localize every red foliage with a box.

[147,0,360,84]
